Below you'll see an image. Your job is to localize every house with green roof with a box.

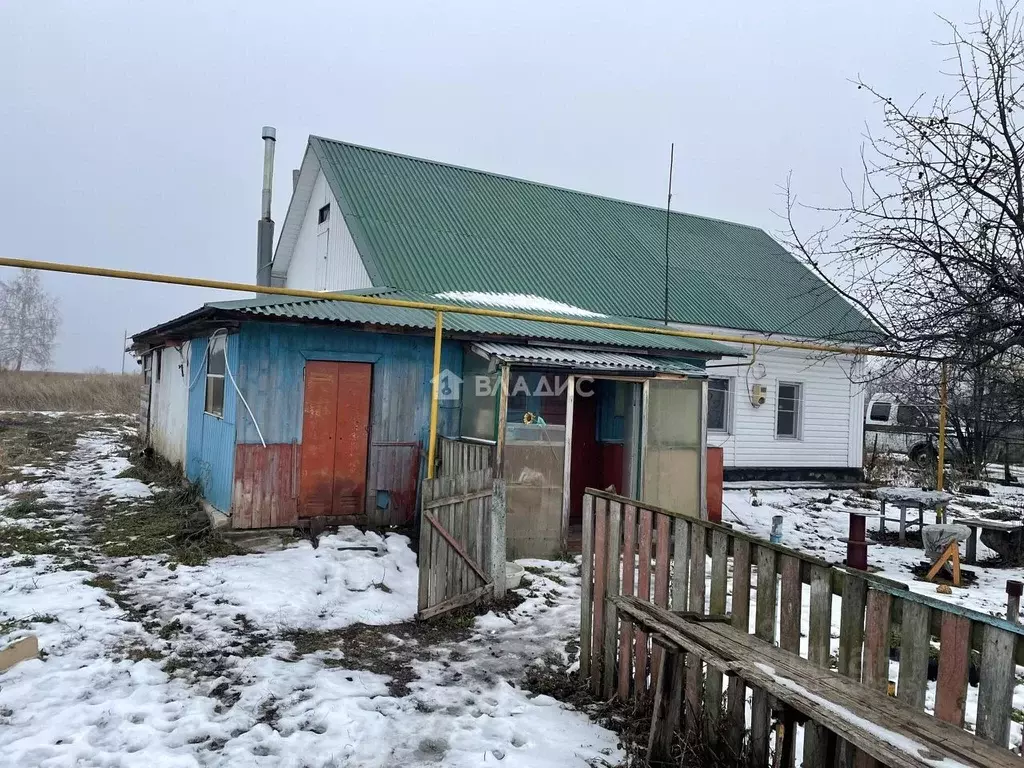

[268,135,874,481]
[132,133,874,558]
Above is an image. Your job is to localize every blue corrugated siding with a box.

[185,334,239,511]
[234,322,462,447]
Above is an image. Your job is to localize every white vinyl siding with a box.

[704,343,865,470]
[284,167,372,292]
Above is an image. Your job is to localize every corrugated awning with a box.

[470,342,707,378]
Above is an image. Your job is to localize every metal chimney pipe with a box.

[256,126,276,286]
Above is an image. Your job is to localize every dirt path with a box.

[0,414,621,767]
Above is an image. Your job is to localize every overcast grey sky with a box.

[0,1,969,371]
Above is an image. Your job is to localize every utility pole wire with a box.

[663,143,675,326]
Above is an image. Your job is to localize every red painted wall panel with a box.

[232,443,299,529]
[706,446,724,523]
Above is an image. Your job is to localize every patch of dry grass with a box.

[0,371,141,413]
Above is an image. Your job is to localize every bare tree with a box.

[784,2,1024,364]
[874,355,1024,478]
[0,268,61,371]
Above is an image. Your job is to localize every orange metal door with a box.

[298,361,372,518]
[332,362,372,516]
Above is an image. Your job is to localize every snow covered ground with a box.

[722,481,1024,618]
[720,480,1024,752]
[0,415,621,768]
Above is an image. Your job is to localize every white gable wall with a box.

[705,343,866,470]
[148,344,190,467]
[284,168,372,292]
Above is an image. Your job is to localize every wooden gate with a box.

[417,468,506,620]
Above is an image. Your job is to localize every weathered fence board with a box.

[435,436,493,478]
[803,564,833,768]
[618,503,637,700]
[580,487,1024,765]
[634,505,653,695]
[751,545,777,767]
[935,614,971,727]
[416,468,505,620]
[727,537,751,754]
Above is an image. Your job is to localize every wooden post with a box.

[934,613,970,727]
[977,625,1016,747]
[726,538,751,754]
[489,478,507,598]
[426,311,444,479]
[966,527,979,566]
[847,513,868,571]
[1006,580,1022,625]
[618,503,637,700]
[602,501,623,699]
[648,645,685,763]
[494,365,509,477]
[591,498,609,695]
[837,573,867,767]
[580,494,595,680]
[803,564,833,767]
[895,600,931,711]
[750,545,777,767]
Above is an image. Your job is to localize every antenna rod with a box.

[663,142,675,325]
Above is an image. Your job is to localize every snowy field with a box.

[0,414,621,768]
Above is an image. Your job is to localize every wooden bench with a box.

[612,594,1020,768]
[953,517,1024,565]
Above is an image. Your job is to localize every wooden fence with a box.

[580,488,1024,763]
[435,436,494,478]
[417,468,506,620]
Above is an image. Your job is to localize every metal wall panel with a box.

[228,322,463,526]
[185,334,238,512]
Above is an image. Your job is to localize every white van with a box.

[864,394,939,467]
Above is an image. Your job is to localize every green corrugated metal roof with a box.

[204,289,736,356]
[309,136,878,343]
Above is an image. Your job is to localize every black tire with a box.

[909,444,937,469]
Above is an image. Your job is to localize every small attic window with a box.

[318,204,330,225]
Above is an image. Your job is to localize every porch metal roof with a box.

[471,342,707,377]
[134,289,739,358]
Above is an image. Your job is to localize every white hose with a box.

[186,329,266,448]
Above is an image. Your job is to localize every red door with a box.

[299,361,372,519]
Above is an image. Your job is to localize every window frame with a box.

[896,404,928,428]
[143,353,153,384]
[706,377,733,434]
[204,337,227,419]
[317,203,331,226]
[775,381,803,440]
[869,401,892,422]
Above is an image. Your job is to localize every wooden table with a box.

[612,594,1021,768]
[876,487,954,544]
[952,517,1024,564]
